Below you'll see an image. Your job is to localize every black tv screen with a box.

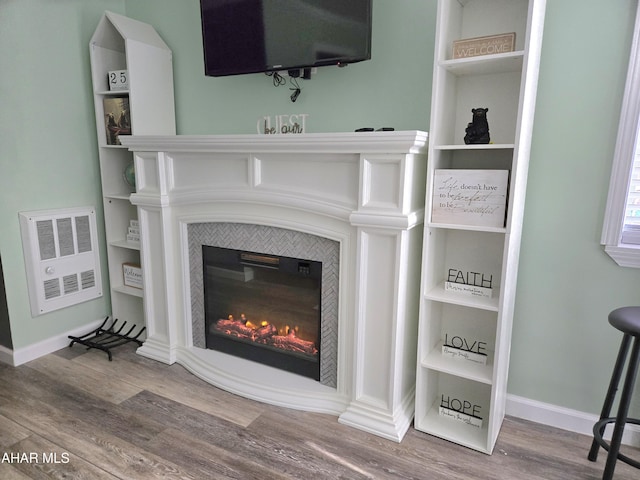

[200,0,372,77]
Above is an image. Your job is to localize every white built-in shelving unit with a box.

[414,0,546,453]
[89,11,175,327]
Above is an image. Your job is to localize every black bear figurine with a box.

[464,107,490,144]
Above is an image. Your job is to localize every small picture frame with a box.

[103,96,131,145]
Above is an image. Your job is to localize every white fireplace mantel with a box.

[120,131,428,442]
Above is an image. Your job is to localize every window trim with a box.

[601,1,640,267]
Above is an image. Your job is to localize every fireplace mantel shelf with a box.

[121,130,428,154]
[120,131,428,443]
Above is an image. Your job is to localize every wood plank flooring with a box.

[0,343,638,479]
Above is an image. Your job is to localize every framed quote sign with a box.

[432,169,509,228]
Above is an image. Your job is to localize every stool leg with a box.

[602,337,640,480]
[588,334,632,461]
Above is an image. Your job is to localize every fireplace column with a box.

[339,153,425,441]
[131,151,181,364]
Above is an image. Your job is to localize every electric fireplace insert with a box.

[203,245,322,380]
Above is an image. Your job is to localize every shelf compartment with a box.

[418,400,489,453]
[105,236,141,295]
[436,69,522,146]
[109,289,145,328]
[421,228,505,296]
[99,149,135,197]
[439,0,529,63]
[90,44,126,93]
[419,302,497,381]
[428,147,514,171]
[103,199,138,246]
[415,371,492,453]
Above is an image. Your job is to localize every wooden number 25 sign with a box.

[108,70,128,91]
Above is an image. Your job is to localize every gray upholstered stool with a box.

[588,306,640,480]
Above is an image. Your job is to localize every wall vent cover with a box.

[19,206,103,316]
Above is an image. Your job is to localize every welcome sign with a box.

[453,33,516,59]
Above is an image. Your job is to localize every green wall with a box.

[1,0,639,417]
[125,0,435,134]
[0,0,124,349]
[513,0,640,413]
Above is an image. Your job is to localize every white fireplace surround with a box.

[121,131,428,442]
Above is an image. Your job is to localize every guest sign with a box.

[440,394,483,428]
[432,169,509,227]
[257,114,309,134]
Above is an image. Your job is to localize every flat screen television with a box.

[200,0,373,77]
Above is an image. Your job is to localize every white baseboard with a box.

[507,393,640,448]
[0,317,106,366]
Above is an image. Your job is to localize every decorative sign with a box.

[440,394,483,428]
[123,263,142,289]
[108,69,129,91]
[432,169,509,227]
[257,114,309,134]
[439,406,483,428]
[126,219,140,244]
[445,268,493,298]
[442,345,487,365]
[445,282,492,298]
[442,333,488,365]
[452,33,516,59]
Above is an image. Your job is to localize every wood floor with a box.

[0,343,638,480]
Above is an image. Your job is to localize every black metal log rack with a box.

[68,316,145,361]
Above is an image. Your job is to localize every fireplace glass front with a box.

[203,245,322,380]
